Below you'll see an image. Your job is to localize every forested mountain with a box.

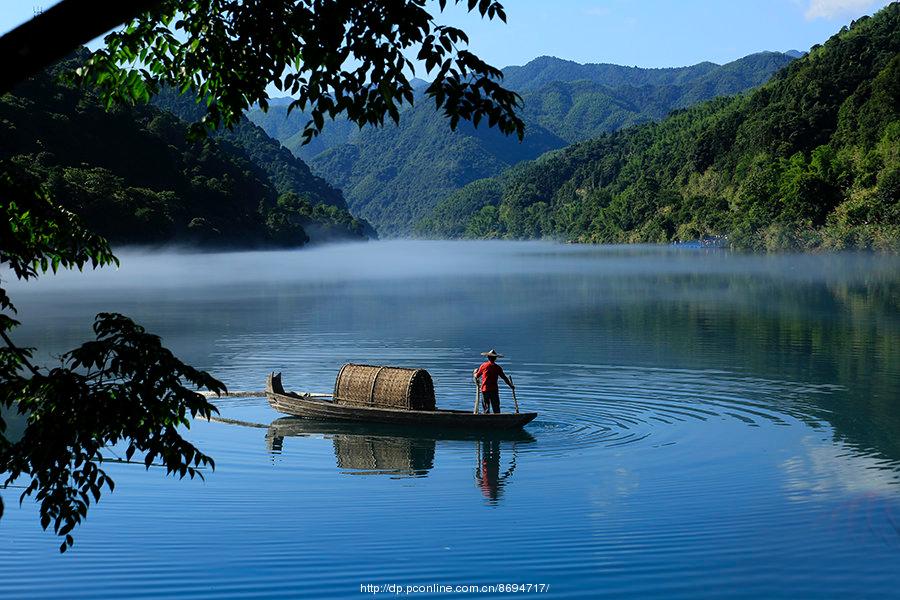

[0,52,371,247]
[518,52,797,143]
[247,93,566,237]
[310,109,566,235]
[249,51,795,235]
[417,6,900,251]
[244,78,432,163]
[247,102,360,162]
[153,88,349,211]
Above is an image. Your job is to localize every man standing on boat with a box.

[473,349,515,414]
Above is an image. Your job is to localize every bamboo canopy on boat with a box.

[333,364,436,411]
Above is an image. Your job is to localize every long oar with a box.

[509,375,520,414]
[473,376,481,414]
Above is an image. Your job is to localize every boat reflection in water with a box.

[264,417,534,498]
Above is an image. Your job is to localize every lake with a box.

[2,241,899,598]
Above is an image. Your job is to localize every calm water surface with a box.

[2,241,899,598]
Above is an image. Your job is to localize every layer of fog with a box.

[4,240,898,293]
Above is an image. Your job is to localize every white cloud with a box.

[781,436,900,499]
[804,0,890,20]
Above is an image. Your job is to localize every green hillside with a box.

[310,105,566,235]
[0,53,371,247]
[245,78,432,163]
[418,6,899,251]
[300,52,794,235]
[153,89,349,210]
[246,98,361,162]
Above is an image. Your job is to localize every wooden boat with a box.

[265,416,538,442]
[266,372,538,430]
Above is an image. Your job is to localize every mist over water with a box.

[11,240,898,289]
[3,241,900,598]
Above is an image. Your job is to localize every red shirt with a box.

[476,361,505,392]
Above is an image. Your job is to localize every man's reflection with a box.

[475,439,518,502]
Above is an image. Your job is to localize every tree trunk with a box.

[0,0,162,93]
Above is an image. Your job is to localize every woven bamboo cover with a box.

[333,364,436,411]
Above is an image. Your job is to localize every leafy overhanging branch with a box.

[0,166,224,552]
[76,0,524,143]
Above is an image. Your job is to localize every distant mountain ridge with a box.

[518,51,797,144]
[502,55,721,91]
[502,51,804,92]
[251,51,797,153]
[281,50,797,235]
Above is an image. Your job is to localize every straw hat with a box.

[480,349,504,358]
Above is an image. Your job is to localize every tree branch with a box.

[0,328,40,376]
[0,0,162,94]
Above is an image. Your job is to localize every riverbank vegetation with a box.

[0,52,370,248]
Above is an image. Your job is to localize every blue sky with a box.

[0,0,893,71]
[432,0,894,68]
